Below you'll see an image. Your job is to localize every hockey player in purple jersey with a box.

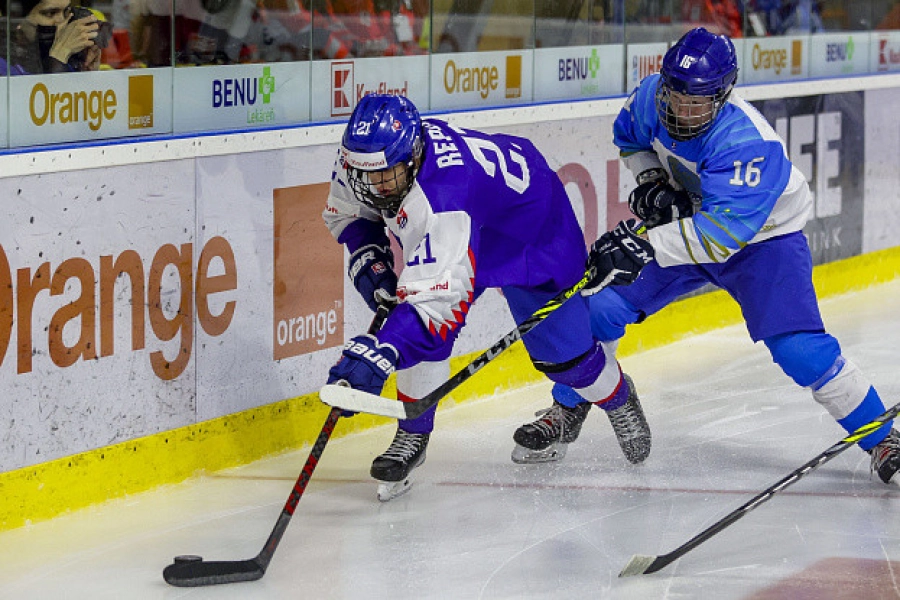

[323,94,651,500]
[564,27,900,484]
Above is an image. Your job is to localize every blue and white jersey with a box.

[614,73,812,267]
[324,118,585,366]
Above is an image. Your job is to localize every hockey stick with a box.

[320,221,657,420]
[162,304,392,587]
[618,400,900,577]
[321,265,602,420]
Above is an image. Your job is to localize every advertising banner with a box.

[273,183,344,360]
[809,32,871,78]
[8,68,173,147]
[625,42,667,93]
[0,161,197,471]
[430,50,533,110]
[870,31,900,73]
[532,44,625,102]
[310,55,429,121]
[173,62,311,133]
[741,36,808,84]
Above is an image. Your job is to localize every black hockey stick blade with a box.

[162,305,391,587]
[163,557,265,587]
[618,400,900,577]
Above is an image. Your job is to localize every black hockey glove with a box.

[628,180,700,228]
[583,219,655,294]
[348,243,398,312]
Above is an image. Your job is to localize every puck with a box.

[173,555,203,564]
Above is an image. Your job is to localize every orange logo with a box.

[128,74,154,129]
[505,55,522,99]
[791,40,803,74]
[273,184,344,359]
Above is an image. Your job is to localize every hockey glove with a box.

[327,334,399,397]
[349,243,398,312]
[628,180,700,228]
[583,219,655,294]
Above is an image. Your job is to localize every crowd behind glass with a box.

[1,0,899,146]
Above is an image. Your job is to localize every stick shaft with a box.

[401,268,593,419]
[164,305,391,587]
[621,401,900,576]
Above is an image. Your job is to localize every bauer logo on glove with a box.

[342,337,397,376]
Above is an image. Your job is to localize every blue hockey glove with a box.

[348,243,398,312]
[327,334,399,397]
[583,219,655,294]
[628,180,700,228]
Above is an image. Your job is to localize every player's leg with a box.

[721,232,899,484]
[537,262,710,464]
[371,359,449,501]
[765,332,898,483]
[503,285,652,464]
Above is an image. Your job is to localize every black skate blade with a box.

[163,557,265,587]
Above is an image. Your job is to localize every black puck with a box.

[173,555,203,564]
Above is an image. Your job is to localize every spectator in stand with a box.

[330,0,425,56]
[682,0,745,38]
[0,9,29,74]
[777,0,823,34]
[752,0,823,35]
[7,0,102,73]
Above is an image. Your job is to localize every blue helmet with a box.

[341,94,424,213]
[656,28,739,141]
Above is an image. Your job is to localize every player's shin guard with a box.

[809,356,898,483]
[596,373,651,464]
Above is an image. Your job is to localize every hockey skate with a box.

[602,374,651,464]
[370,430,429,502]
[869,428,900,484]
[511,401,591,464]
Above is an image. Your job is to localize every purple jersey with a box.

[325,118,587,367]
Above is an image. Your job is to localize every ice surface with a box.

[2,280,899,599]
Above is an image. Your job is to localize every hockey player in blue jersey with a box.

[557,26,900,485]
[323,94,652,501]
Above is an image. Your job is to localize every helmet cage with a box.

[344,142,422,214]
[655,80,733,141]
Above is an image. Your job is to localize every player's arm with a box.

[613,78,666,177]
[376,209,477,370]
[323,156,398,311]
[649,141,792,266]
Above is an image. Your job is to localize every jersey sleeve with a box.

[613,77,666,178]
[376,193,477,368]
[649,138,793,265]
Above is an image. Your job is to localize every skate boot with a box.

[511,400,591,464]
[602,374,651,464]
[869,428,900,484]
[370,429,430,501]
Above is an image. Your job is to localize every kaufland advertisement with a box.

[311,55,429,121]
